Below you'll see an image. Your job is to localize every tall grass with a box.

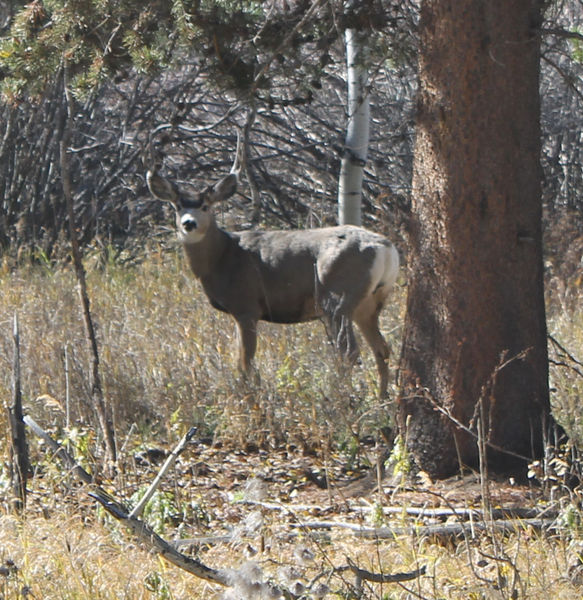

[2,245,583,598]
[0,243,404,454]
[547,306,583,448]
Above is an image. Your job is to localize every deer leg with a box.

[355,308,391,398]
[320,292,360,366]
[235,317,258,375]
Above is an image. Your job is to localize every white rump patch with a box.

[368,244,399,295]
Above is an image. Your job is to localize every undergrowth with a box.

[1,245,583,598]
[0,244,402,453]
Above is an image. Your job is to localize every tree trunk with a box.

[338,28,369,226]
[398,0,550,478]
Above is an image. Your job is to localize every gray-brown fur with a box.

[147,165,399,397]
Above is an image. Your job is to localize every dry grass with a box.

[0,490,581,599]
[1,244,583,599]
[0,243,403,451]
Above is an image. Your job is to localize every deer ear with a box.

[210,173,238,204]
[147,171,178,204]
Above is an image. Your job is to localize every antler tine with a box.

[229,131,243,179]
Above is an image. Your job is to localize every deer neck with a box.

[182,220,229,280]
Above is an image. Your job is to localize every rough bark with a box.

[399,0,550,477]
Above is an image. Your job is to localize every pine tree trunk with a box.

[398,0,550,477]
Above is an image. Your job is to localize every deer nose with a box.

[181,215,197,231]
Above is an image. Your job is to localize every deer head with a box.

[146,135,242,244]
[146,170,238,244]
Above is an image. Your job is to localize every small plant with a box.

[144,571,174,600]
[130,488,180,535]
[386,434,411,485]
[371,502,386,528]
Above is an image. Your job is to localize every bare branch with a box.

[129,427,197,518]
[541,27,583,42]
[89,488,230,586]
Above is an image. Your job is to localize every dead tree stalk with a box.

[8,313,28,511]
[59,63,116,463]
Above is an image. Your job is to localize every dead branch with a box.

[89,487,230,585]
[8,313,28,510]
[240,499,555,522]
[295,518,556,540]
[129,427,197,518]
[23,415,93,484]
[60,62,116,463]
[343,558,426,583]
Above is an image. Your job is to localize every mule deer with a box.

[147,148,399,397]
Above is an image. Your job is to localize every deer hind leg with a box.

[320,292,360,367]
[355,300,391,398]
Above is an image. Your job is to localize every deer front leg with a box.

[235,317,258,376]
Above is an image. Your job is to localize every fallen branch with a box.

[294,518,557,540]
[240,498,556,522]
[25,416,427,596]
[23,415,92,484]
[89,487,230,585]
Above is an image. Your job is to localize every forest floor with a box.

[0,243,582,599]
[0,433,579,600]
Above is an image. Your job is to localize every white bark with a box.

[338,28,370,226]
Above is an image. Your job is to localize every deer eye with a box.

[201,204,209,212]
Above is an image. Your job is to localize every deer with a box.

[146,144,400,397]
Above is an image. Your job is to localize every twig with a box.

[541,27,583,42]
[250,0,326,95]
[548,334,583,380]
[129,427,197,518]
[541,54,583,103]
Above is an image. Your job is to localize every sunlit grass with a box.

[0,243,404,450]
[0,502,581,599]
[1,245,583,598]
